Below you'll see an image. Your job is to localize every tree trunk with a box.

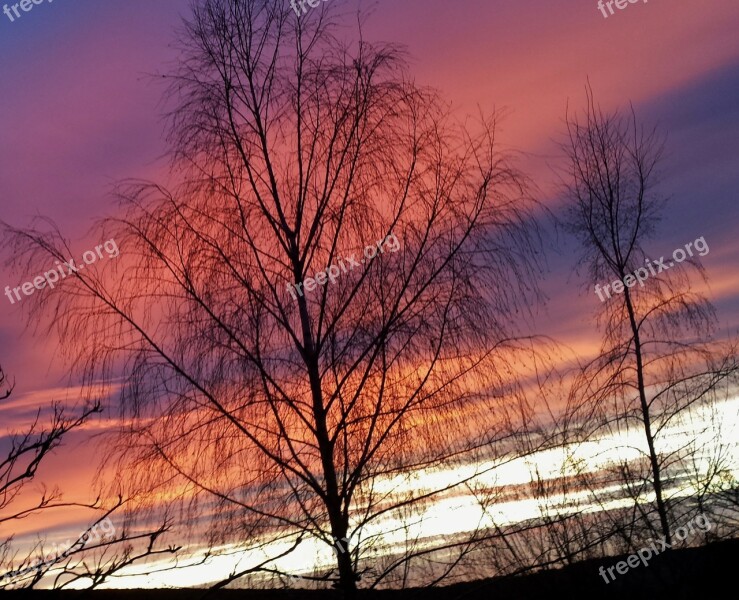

[334,536,357,599]
[296,281,358,596]
[623,286,671,544]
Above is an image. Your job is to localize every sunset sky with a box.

[1,0,738,588]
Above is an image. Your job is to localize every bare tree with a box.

[2,1,544,595]
[0,364,179,590]
[0,364,103,551]
[561,84,739,547]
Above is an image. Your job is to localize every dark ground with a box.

[5,538,738,600]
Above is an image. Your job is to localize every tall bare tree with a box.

[2,1,544,594]
[561,84,738,547]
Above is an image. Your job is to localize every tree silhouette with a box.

[561,84,739,547]
[2,1,544,594]
[0,364,179,590]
